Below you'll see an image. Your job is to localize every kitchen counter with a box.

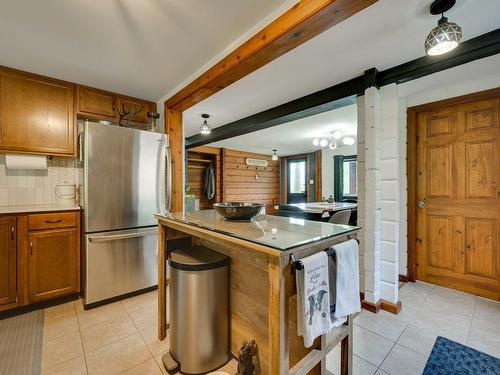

[156,209,360,374]
[0,204,81,214]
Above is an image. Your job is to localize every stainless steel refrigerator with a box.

[83,122,171,307]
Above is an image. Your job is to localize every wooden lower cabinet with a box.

[0,217,17,306]
[28,228,79,303]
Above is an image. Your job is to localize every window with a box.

[333,155,357,201]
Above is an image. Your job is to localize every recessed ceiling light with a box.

[425,0,462,56]
[320,139,328,147]
[332,131,342,140]
[312,138,319,146]
[343,137,355,146]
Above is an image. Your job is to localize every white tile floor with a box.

[41,281,499,374]
[325,281,500,375]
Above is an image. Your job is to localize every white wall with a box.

[321,144,357,199]
[0,155,82,207]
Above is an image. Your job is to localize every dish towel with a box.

[204,164,215,200]
[329,239,361,327]
[296,251,332,348]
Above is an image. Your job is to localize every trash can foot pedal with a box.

[161,352,179,374]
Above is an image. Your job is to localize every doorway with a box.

[408,88,500,300]
[287,157,307,203]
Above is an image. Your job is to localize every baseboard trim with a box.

[399,274,409,282]
[361,299,381,313]
[381,300,402,314]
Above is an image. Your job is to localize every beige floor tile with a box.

[122,291,158,314]
[81,314,138,352]
[42,331,84,370]
[44,301,77,321]
[353,325,394,367]
[44,313,80,342]
[467,326,500,358]
[352,355,377,375]
[375,370,390,375]
[76,302,128,330]
[128,304,157,331]
[154,353,168,374]
[354,310,408,341]
[474,297,500,325]
[380,344,427,375]
[122,359,162,375]
[397,324,465,357]
[85,333,152,375]
[425,286,476,317]
[42,355,87,375]
[138,325,169,356]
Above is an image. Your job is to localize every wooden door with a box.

[77,86,116,118]
[415,96,500,300]
[0,217,17,306]
[117,97,151,123]
[0,69,75,156]
[28,228,78,302]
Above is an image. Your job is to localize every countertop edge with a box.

[0,205,82,215]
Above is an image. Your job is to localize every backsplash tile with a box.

[0,155,83,206]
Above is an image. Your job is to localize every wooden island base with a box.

[157,213,358,375]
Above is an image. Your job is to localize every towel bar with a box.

[290,236,359,272]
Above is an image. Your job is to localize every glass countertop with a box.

[155,210,359,251]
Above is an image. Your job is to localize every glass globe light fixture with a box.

[329,141,337,150]
[343,137,355,146]
[200,114,211,135]
[319,139,328,147]
[332,131,342,140]
[312,138,320,146]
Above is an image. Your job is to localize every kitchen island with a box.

[156,210,360,375]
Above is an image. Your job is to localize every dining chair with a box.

[328,209,351,225]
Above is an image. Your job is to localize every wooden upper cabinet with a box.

[0,68,76,156]
[0,217,17,306]
[77,86,116,118]
[117,97,152,124]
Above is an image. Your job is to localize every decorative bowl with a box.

[214,202,265,221]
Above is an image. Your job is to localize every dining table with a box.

[289,202,357,214]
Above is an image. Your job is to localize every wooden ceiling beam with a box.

[166,0,378,111]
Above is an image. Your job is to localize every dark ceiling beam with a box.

[186,28,500,148]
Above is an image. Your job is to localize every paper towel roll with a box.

[5,154,47,170]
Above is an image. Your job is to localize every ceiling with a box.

[0,0,289,101]
[209,104,357,156]
[183,0,500,137]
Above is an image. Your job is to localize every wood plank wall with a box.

[186,146,221,210]
[222,148,280,215]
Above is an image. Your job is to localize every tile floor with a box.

[326,281,500,375]
[40,281,499,375]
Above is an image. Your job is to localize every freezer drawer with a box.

[84,227,158,306]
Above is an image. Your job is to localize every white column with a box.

[380,83,400,304]
[358,87,382,304]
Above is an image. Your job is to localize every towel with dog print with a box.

[296,251,332,347]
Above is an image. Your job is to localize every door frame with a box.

[407,87,500,282]
[282,154,310,204]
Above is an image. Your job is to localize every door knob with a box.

[418,201,425,208]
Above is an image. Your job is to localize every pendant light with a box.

[272,149,278,161]
[200,114,211,135]
[424,0,462,56]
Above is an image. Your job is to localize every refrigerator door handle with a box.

[166,146,172,212]
[88,228,157,243]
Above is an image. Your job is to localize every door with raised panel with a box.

[0,217,17,306]
[28,228,78,302]
[0,69,75,156]
[416,97,500,300]
[117,97,151,124]
[78,86,116,118]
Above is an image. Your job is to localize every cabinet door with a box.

[78,86,116,118]
[117,97,151,124]
[0,217,17,306]
[28,228,78,302]
[0,70,75,156]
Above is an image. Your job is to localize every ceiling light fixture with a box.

[343,137,355,146]
[329,141,337,150]
[312,138,320,146]
[200,114,212,135]
[332,131,342,140]
[272,149,278,161]
[319,139,328,148]
[425,0,462,56]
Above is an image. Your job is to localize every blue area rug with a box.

[423,336,500,375]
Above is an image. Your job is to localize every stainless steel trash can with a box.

[169,246,230,374]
